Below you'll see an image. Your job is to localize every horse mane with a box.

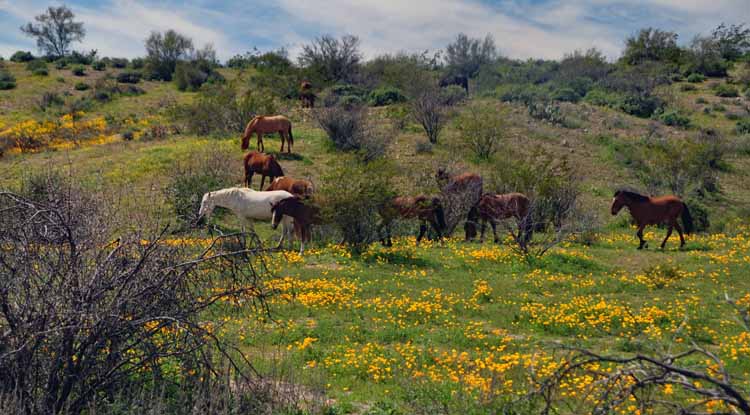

[615,188,650,202]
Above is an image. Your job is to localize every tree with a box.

[298,34,361,83]
[621,28,682,65]
[711,23,750,61]
[410,86,450,144]
[444,33,497,79]
[20,6,85,58]
[144,30,194,81]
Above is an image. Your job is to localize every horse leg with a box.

[636,225,647,250]
[661,224,674,250]
[245,171,253,188]
[674,222,686,248]
[429,220,443,243]
[479,220,486,243]
[259,175,266,190]
[257,132,263,152]
[279,131,285,153]
[417,223,428,246]
[491,221,499,243]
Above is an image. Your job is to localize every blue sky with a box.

[1,0,749,62]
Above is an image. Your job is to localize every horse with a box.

[265,176,314,198]
[439,74,469,93]
[472,193,532,243]
[240,115,294,153]
[244,151,284,190]
[195,187,295,249]
[436,168,483,241]
[611,189,694,250]
[377,195,447,247]
[299,80,316,109]
[270,197,320,254]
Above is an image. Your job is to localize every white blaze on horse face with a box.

[198,193,212,218]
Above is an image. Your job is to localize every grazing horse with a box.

[377,195,447,246]
[299,80,316,109]
[436,168,483,240]
[240,115,294,153]
[271,197,320,254]
[611,189,694,249]
[266,176,314,198]
[439,74,469,93]
[244,151,284,190]
[474,193,532,243]
[195,187,294,249]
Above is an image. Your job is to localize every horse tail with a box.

[288,123,293,142]
[681,202,694,235]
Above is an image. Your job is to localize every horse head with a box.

[241,117,260,150]
[196,192,215,226]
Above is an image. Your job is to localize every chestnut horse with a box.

[266,176,314,198]
[240,115,294,153]
[436,168,483,241]
[473,193,532,243]
[611,189,694,249]
[271,197,320,254]
[243,151,284,190]
[378,195,447,246]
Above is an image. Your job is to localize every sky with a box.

[1,0,749,62]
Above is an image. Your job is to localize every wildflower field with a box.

[174,225,750,413]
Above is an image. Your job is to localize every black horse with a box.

[439,74,469,93]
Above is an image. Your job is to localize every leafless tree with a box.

[0,183,273,414]
[411,87,451,144]
[298,34,361,83]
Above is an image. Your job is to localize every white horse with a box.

[196,187,295,249]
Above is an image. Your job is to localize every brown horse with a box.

[378,195,447,246]
[611,189,694,249]
[299,80,316,109]
[240,115,294,153]
[436,168,483,241]
[266,176,314,198]
[270,197,320,254]
[473,193,532,243]
[243,151,284,190]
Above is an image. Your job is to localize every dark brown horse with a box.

[474,193,532,243]
[265,176,314,198]
[436,168,483,241]
[611,189,694,249]
[378,195,447,246]
[270,197,320,254]
[240,115,294,153]
[299,80,316,109]
[243,151,284,190]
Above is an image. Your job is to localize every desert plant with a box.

[71,64,85,76]
[686,73,706,83]
[715,83,739,97]
[368,87,406,106]
[74,81,89,91]
[25,59,47,74]
[737,119,750,135]
[20,5,85,58]
[440,84,468,106]
[144,30,194,81]
[10,50,34,62]
[313,104,389,161]
[444,33,497,80]
[659,110,691,128]
[116,70,141,84]
[456,102,505,159]
[38,91,64,111]
[410,87,450,144]
[298,34,361,83]
[174,58,224,92]
[0,69,16,90]
[91,60,105,70]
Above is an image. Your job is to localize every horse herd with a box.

[196,115,696,253]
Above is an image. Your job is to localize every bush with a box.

[74,81,89,91]
[10,50,34,62]
[619,93,664,118]
[0,69,17,90]
[410,87,450,144]
[415,140,433,154]
[317,159,395,252]
[527,99,567,126]
[737,119,750,135]
[440,84,468,106]
[583,88,620,107]
[696,97,708,104]
[25,59,47,73]
[71,65,86,76]
[116,71,142,84]
[173,60,225,92]
[54,59,68,69]
[456,102,505,159]
[92,60,105,71]
[368,87,406,106]
[110,57,128,68]
[38,91,64,111]
[659,110,691,128]
[715,84,739,97]
[680,83,697,92]
[684,197,710,232]
[686,73,706,83]
[129,57,144,69]
[552,87,581,102]
[313,105,389,161]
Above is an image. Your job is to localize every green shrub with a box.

[696,97,708,104]
[71,65,86,76]
[173,61,224,92]
[38,92,64,111]
[686,73,706,83]
[10,51,34,62]
[715,84,739,97]
[456,102,505,159]
[659,110,691,128]
[74,82,89,91]
[313,105,389,161]
[583,88,620,107]
[619,93,664,118]
[440,85,468,106]
[368,87,406,106]
[415,140,433,154]
[54,59,68,69]
[129,57,144,69]
[737,119,750,135]
[684,197,710,232]
[0,69,16,90]
[552,87,581,102]
[317,158,396,252]
[117,71,142,84]
[110,57,128,68]
[32,68,49,76]
[92,61,105,71]
[679,83,697,92]
[25,59,47,74]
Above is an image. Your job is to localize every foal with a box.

[378,195,447,246]
[611,189,694,249]
[243,151,284,190]
[474,193,531,243]
[270,197,320,254]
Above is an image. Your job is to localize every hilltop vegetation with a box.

[2,5,750,414]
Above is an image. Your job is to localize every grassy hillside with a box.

[3,59,750,413]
